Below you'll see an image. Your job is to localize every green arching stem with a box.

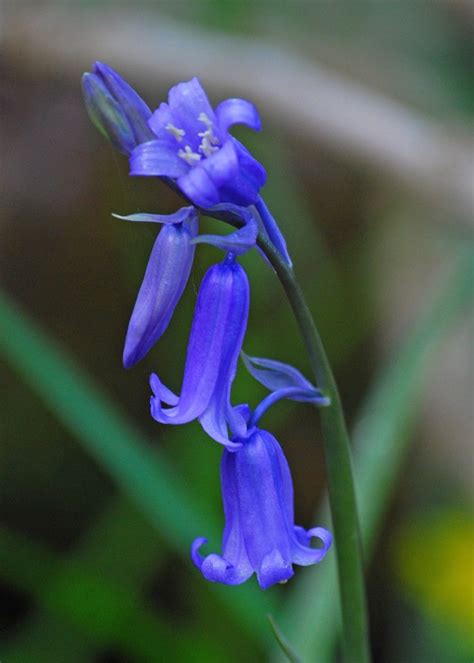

[258,235,371,663]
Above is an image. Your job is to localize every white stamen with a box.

[198,112,213,129]
[197,113,220,158]
[178,145,201,165]
[198,127,220,145]
[165,123,185,142]
[199,134,219,158]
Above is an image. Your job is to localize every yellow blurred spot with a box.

[392,510,474,643]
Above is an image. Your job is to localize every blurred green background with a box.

[1,2,473,662]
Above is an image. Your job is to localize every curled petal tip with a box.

[215,98,262,133]
[191,537,208,569]
[292,526,332,565]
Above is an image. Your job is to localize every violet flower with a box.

[83,63,291,264]
[150,253,249,449]
[113,207,199,368]
[82,62,154,155]
[130,77,266,210]
[192,420,332,589]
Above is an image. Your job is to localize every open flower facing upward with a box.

[130,77,266,209]
[192,416,332,589]
[82,63,292,264]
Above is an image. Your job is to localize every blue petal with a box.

[291,526,332,566]
[178,165,220,209]
[219,447,253,575]
[215,98,262,133]
[191,217,258,256]
[82,73,137,155]
[233,430,293,584]
[202,202,277,269]
[130,140,189,178]
[148,101,187,146]
[168,77,220,144]
[200,140,239,187]
[233,140,267,189]
[112,206,196,225]
[123,212,198,368]
[254,197,292,266]
[93,61,154,146]
[241,353,330,404]
[227,404,251,438]
[150,258,247,435]
[198,260,249,448]
[268,429,295,525]
[217,140,267,207]
[204,201,254,224]
[191,431,255,583]
[149,373,179,406]
[258,549,294,590]
[191,539,253,586]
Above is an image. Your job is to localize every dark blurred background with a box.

[1,2,473,662]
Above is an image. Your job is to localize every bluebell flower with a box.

[82,62,154,154]
[83,65,292,264]
[130,77,266,210]
[150,253,249,449]
[192,419,332,589]
[113,207,198,368]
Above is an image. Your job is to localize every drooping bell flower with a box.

[130,77,266,210]
[150,253,249,449]
[82,62,154,154]
[113,207,198,368]
[192,420,332,589]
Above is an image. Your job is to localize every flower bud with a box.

[82,62,153,154]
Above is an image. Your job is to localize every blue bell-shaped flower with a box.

[150,253,249,449]
[192,423,332,589]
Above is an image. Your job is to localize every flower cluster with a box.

[83,62,331,589]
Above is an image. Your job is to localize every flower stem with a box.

[259,235,371,663]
